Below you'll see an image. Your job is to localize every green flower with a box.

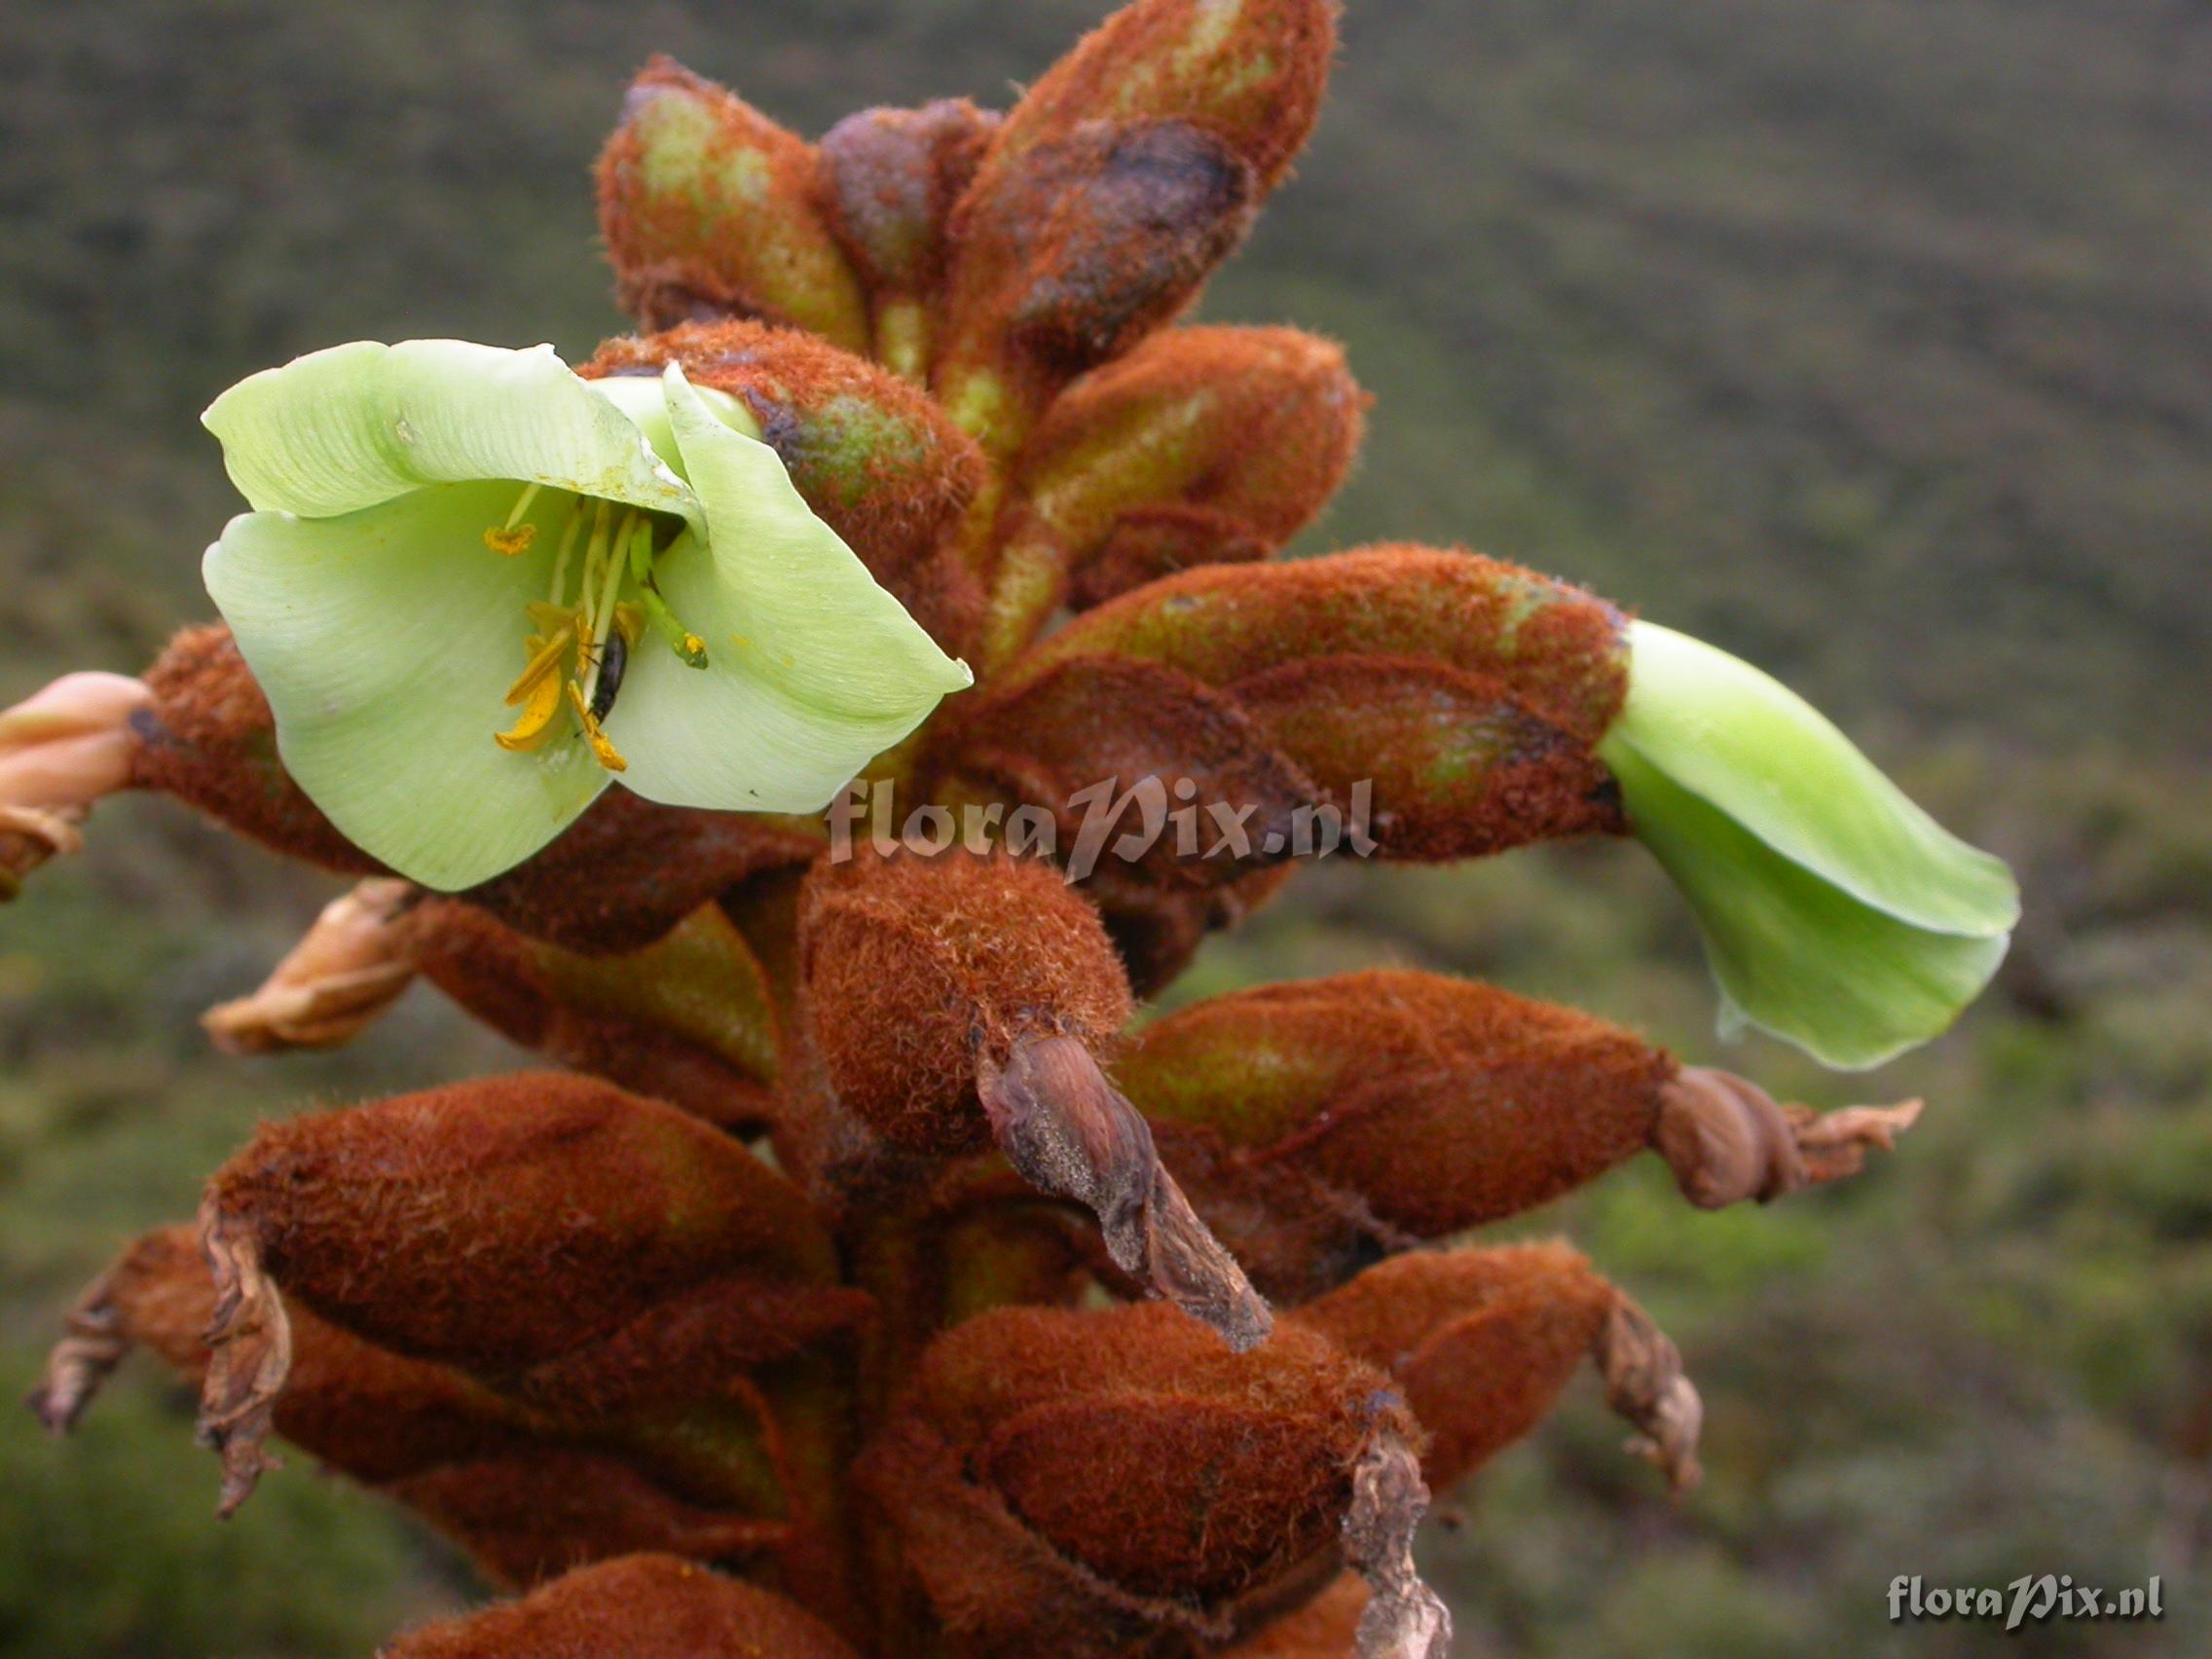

[1600,620,2019,1069]
[202,340,971,890]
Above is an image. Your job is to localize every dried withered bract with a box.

[584,320,987,658]
[598,57,871,351]
[36,1226,794,1579]
[796,845,1131,1156]
[934,0,1340,450]
[380,1554,860,1659]
[1300,1244,1704,1494]
[857,1302,1419,1657]
[986,325,1369,663]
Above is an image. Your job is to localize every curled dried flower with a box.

[0,670,150,899]
[379,1553,859,1659]
[1299,1243,1704,1495]
[203,878,419,1053]
[582,321,987,657]
[1655,1065,1923,1207]
[597,57,870,351]
[858,1302,1407,1657]
[984,325,1368,665]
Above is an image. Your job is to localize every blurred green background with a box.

[3,1,2208,1653]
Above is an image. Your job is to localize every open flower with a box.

[1599,620,2019,1069]
[202,340,971,890]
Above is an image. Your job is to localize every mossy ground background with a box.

[3,2,2209,1653]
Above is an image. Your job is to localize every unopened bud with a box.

[198,1075,847,1429]
[38,1227,810,1579]
[859,1301,1418,1657]
[796,846,1130,1158]
[1300,1244,1704,1495]
[0,671,152,898]
[203,878,419,1053]
[935,0,1339,453]
[818,99,1001,380]
[1001,546,1632,861]
[597,57,870,352]
[1119,971,1669,1299]
[984,326,1367,664]
[381,1553,859,1659]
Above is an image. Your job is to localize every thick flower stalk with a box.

[18,2,2027,1655]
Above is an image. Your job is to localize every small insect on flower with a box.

[200,340,973,890]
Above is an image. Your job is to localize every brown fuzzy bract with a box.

[819,99,1000,296]
[1121,971,1673,1300]
[597,57,870,352]
[859,1303,1398,1654]
[797,846,1131,1155]
[203,1073,838,1375]
[1299,1245,1616,1493]
[403,899,782,1132]
[380,1554,858,1658]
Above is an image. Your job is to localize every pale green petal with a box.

[600,368,972,811]
[203,340,699,530]
[203,480,610,890]
[1604,744,2009,1068]
[1605,621,2018,936]
[584,373,761,475]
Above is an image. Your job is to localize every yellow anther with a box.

[482,523,538,557]
[566,682,629,773]
[494,672,563,752]
[504,625,574,707]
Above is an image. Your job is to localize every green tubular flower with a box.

[203,340,970,891]
[1600,620,2019,1070]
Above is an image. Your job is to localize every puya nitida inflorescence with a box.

[15,2,2014,1654]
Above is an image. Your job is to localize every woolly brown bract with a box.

[598,57,871,351]
[24,1,1953,1653]
[379,1554,859,1659]
[855,1302,1396,1656]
